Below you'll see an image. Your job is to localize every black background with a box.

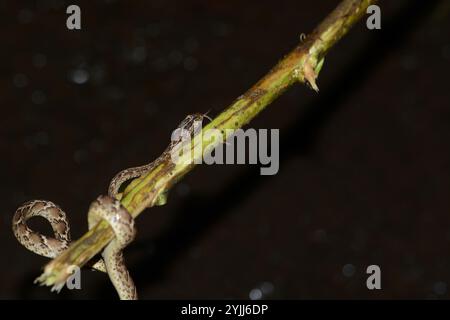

[1,0,449,299]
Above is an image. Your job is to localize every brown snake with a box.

[12,113,207,300]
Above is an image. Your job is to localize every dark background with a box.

[1,0,449,299]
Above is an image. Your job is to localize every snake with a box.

[108,113,209,199]
[12,113,208,300]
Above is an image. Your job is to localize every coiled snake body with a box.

[12,114,206,300]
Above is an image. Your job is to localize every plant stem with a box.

[36,0,377,289]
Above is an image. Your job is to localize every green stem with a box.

[36,0,377,289]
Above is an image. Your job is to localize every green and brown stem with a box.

[36,0,377,289]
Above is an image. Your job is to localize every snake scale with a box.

[12,113,207,300]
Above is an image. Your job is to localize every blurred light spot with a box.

[31,90,46,104]
[342,264,355,277]
[249,282,274,300]
[13,73,28,88]
[184,57,198,71]
[433,281,447,296]
[70,69,90,84]
[18,9,33,23]
[260,282,274,295]
[249,288,262,300]
[130,46,147,64]
[33,53,47,68]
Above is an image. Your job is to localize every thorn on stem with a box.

[304,60,320,92]
[293,55,324,93]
